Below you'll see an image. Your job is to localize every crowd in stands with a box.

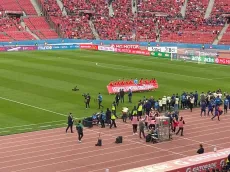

[0,0,229,43]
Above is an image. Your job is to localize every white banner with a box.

[98,46,115,52]
[148,47,177,53]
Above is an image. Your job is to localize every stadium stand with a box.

[0,0,229,44]
[17,0,37,15]
[0,0,21,12]
[23,17,58,39]
[219,27,230,44]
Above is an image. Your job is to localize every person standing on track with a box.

[224,97,229,114]
[176,117,185,136]
[76,120,83,143]
[139,118,145,139]
[189,95,195,112]
[200,101,206,117]
[211,106,221,121]
[110,113,117,129]
[66,113,74,133]
[131,114,138,135]
[207,100,214,116]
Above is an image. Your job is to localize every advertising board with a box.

[38,46,52,50]
[79,44,98,50]
[182,49,219,57]
[0,46,37,52]
[120,148,230,172]
[177,54,215,63]
[98,46,115,52]
[115,48,150,56]
[148,47,178,53]
[111,44,140,49]
[215,57,230,65]
[52,45,79,50]
[107,83,158,94]
[150,51,171,59]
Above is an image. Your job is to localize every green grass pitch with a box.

[0,49,229,135]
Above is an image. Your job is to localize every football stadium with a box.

[0,0,230,172]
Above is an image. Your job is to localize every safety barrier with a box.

[120,148,230,172]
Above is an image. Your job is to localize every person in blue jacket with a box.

[200,101,206,116]
[227,94,230,110]
[224,97,229,114]
[207,100,214,116]
[215,96,222,106]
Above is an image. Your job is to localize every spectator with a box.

[197,144,204,154]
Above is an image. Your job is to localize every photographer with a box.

[83,93,91,109]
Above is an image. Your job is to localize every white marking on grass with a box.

[40,125,51,128]
[0,96,67,117]
[97,63,213,81]
[16,128,33,131]
[0,120,66,130]
[213,76,230,80]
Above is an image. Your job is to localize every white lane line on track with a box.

[0,133,228,163]
[1,116,230,150]
[7,136,230,172]
[84,141,230,172]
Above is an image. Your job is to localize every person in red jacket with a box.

[176,117,185,136]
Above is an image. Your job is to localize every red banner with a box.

[121,148,230,172]
[107,83,158,94]
[111,44,140,49]
[115,48,150,56]
[80,44,98,50]
[215,57,230,65]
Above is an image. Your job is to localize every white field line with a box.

[0,96,67,117]
[16,128,33,131]
[0,120,66,130]
[96,63,213,81]
[0,95,222,131]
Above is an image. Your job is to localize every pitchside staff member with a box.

[84,93,91,109]
[66,113,74,133]
[76,120,83,143]
[98,93,104,109]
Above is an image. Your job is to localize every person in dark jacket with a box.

[197,144,204,154]
[99,111,106,128]
[139,118,145,139]
[76,120,83,143]
[105,108,111,126]
[66,113,74,133]
[120,89,125,103]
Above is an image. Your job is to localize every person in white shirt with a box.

[190,96,195,112]
[159,98,163,112]
[162,96,167,111]
[174,96,179,111]
[167,96,171,110]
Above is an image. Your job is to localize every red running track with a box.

[0,109,230,172]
